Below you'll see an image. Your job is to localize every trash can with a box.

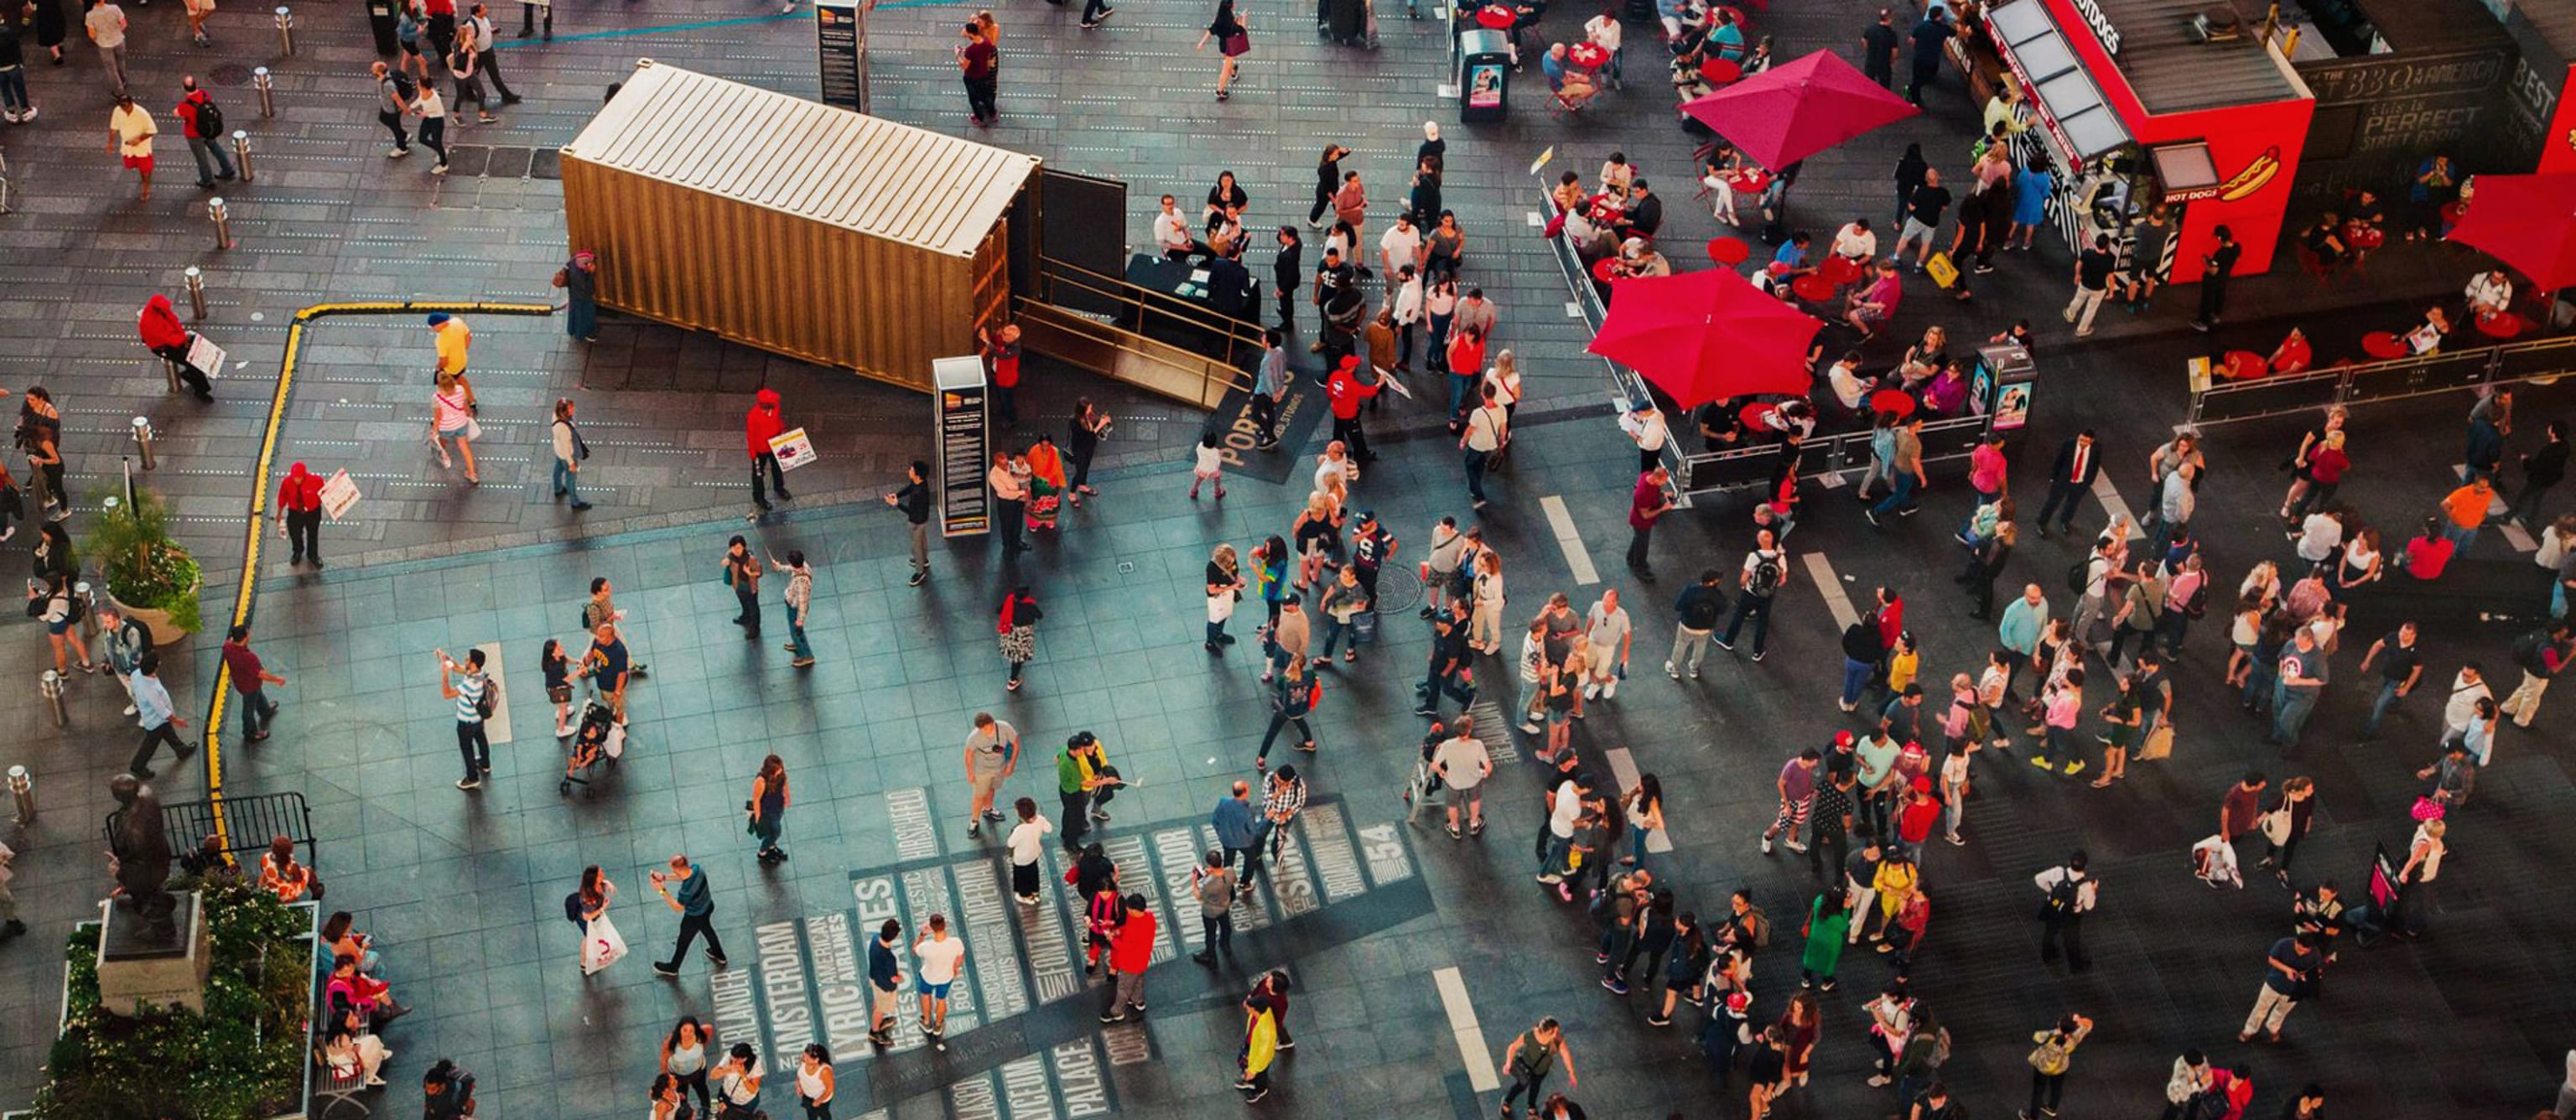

[1458,28,1509,122]
[365,0,400,53]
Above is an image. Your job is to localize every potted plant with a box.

[84,486,204,646]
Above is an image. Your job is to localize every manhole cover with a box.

[210,63,253,86]
[1116,562,1135,574]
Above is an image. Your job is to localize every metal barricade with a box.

[2186,334,2576,428]
[105,791,316,871]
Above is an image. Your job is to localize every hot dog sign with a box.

[2164,145,2283,204]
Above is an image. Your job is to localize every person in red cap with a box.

[275,461,327,568]
[138,293,213,401]
[1324,355,1379,465]
[745,388,792,512]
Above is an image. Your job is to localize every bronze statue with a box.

[107,774,177,942]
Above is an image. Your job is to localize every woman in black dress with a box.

[31,0,66,65]
[1307,144,1348,227]
[1066,397,1109,505]
[1194,0,1249,101]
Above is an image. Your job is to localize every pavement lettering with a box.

[1152,827,1208,950]
[1052,1038,1119,1114]
[1357,822,1415,885]
[1300,804,1368,902]
[886,787,940,860]
[951,1071,1003,1120]
[1017,851,1081,1002]
[804,914,870,1055]
[1098,835,1177,962]
[707,958,764,1069]
[1000,1054,1056,1118]
[1268,827,1322,918]
[754,920,817,1061]
[852,876,922,1053]
[953,859,1032,1019]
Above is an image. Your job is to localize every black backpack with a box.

[193,95,225,138]
[390,71,418,101]
[2513,629,2556,677]
[2183,577,2210,620]
[2041,871,2084,916]
[564,891,585,925]
[476,675,500,719]
[1753,552,1784,595]
[2065,559,2090,595]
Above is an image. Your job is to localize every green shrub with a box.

[34,877,314,1120]
[81,487,205,635]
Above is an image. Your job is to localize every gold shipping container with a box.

[560,60,1041,392]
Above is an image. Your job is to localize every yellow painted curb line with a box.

[200,300,554,848]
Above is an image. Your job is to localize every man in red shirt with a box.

[979,322,1021,425]
[1894,776,1941,856]
[745,388,791,512]
[138,293,215,401]
[1098,892,1155,1023]
[275,460,326,567]
[1627,464,1673,580]
[174,75,236,189]
[221,623,288,741]
[2402,516,2454,580]
[1324,356,1380,465]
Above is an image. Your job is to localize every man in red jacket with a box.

[1099,892,1156,1023]
[745,388,792,512]
[1325,355,1380,465]
[275,461,327,567]
[138,293,213,401]
[173,75,235,189]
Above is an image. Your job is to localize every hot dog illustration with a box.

[2217,146,2282,202]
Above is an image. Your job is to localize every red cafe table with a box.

[2360,331,2407,360]
[1790,274,1836,303]
[1474,5,1515,29]
[2221,350,2268,381]
[2475,313,2527,340]
[1737,402,1775,432]
[1725,169,1772,196]
[1591,257,1620,283]
[1868,389,1917,418]
[1567,42,1608,70]
[1699,57,1742,85]
[1707,236,1750,265]
[1819,256,1863,286]
[2341,223,2386,251]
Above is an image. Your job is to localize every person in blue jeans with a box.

[770,549,815,668]
[1865,415,1927,525]
[2357,623,2423,739]
[2269,626,2329,749]
[1839,616,1881,712]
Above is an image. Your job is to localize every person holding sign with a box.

[137,293,214,402]
[276,461,326,568]
[745,388,792,513]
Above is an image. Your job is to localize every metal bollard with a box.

[274,6,294,54]
[209,197,233,250]
[38,671,65,728]
[254,66,276,118]
[7,765,31,825]
[161,357,183,392]
[185,266,207,320]
[74,581,98,640]
[231,130,254,184]
[132,417,157,471]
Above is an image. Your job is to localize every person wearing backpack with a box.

[2033,852,2096,972]
[173,75,234,188]
[2498,620,2572,728]
[437,647,496,791]
[2022,1012,2093,1119]
[1258,655,1320,766]
[1720,529,1789,660]
[1665,568,1729,679]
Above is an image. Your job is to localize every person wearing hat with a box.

[425,313,472,379]
[745,388,792,512]
[276,461,328,567]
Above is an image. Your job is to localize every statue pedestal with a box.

[97,891,210,1015]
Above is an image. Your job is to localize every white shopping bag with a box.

[185,334,227,379]
[319,469,361,521]
[581,912,630,974]
[769,428,818,472]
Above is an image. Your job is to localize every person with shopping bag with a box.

[569,865,627,976]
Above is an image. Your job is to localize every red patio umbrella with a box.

[2445,170,2576,293]
[1586,268,1823,410]
[1680,49,1921,170]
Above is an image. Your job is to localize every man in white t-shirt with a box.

[1152,194,1197,260]
[914,914,967,1045]
[1623,403,1668,474]
[1460,383,1509,510]
[1379,215,1424,296]
[1431,714,1494,837]
[963,713,1021,838]
[1535,768,1587,882]
[1583,589,1633,700]
[1833,220,1879,262]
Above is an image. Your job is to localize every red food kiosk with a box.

[1981,0,2315,282]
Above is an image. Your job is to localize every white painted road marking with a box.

[1539,495,1602,586]
[1432,966,1502,1092]
[470,642,514,744]
[2090,475,2144,541]
[1801,552,1862,630]
[1602,747,1673,853]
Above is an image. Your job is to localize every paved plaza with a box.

[0,0,2573,1116]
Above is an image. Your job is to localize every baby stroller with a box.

[2189,834,2243,889]
[559,699,624,796]
[1401,722,1447,824]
